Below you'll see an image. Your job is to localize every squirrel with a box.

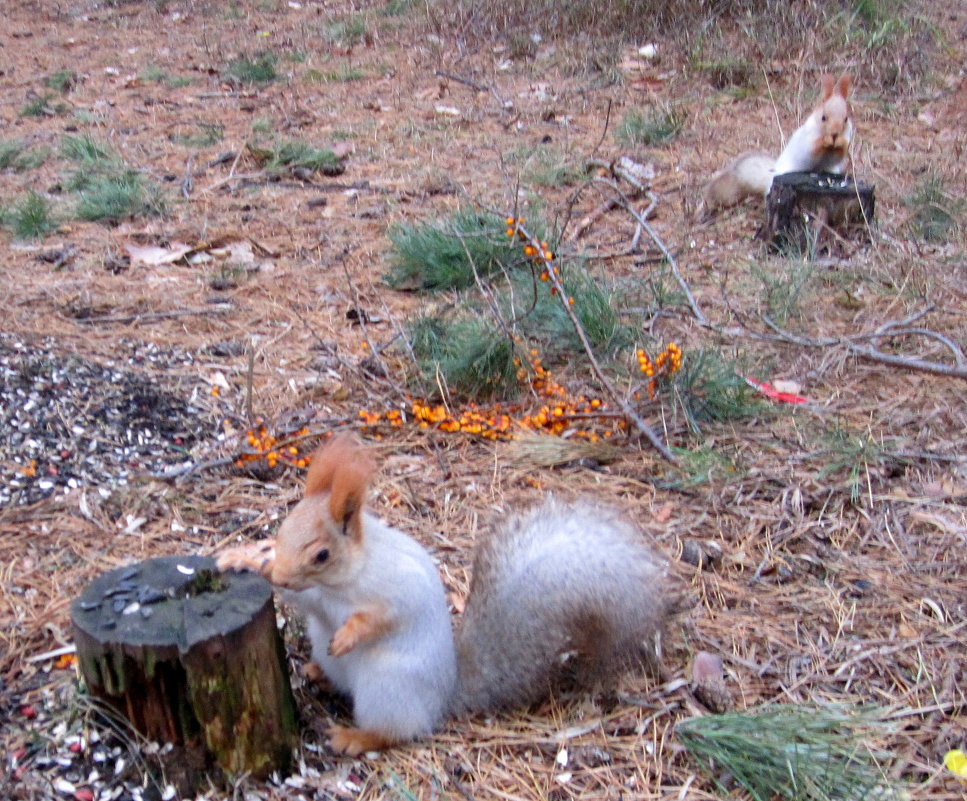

[700,74,854,218]
[216,433,676,757]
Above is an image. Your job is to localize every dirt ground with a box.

[1,1,965,800]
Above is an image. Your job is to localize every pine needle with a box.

[677,704,904,801]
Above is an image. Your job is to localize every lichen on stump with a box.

[71,555,297,786]
[765,171,875,256]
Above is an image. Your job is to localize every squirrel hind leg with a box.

[328,725,397,757]
[565,611,660,690]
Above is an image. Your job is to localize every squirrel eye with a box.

[314,548,330,565]
[821,114,827,122]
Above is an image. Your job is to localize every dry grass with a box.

[1,0,965,800]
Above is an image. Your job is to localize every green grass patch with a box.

[814,429,904,504]
[678,704,902,801]
[3,191,60,240]
[0,139,26,169]
[750,259,816,326]
[60,135,165,223]
[670,348,763,435]
[61,134,115,165]
[662,445,742,489]
[695,59,758,90]
[381,0,417,15]
[406,312,519,401]
[307,66,368,83]
[141,66,193,88]
[20,94,65,117]
[247,138,344,176]
[0,140,48,171]
[226,52,278,84]
[615,104,686,148]
[170,123,224,148]
[46,70,76,94]
[510,145,587,188]
[385,208,544,292]
[509,266,633,356]
[324,16,369,48]
[74,171,165,223]
[905,172,962,243]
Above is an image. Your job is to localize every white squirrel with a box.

[700,74,854,217]
[217,433,676,756]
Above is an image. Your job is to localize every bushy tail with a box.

[698,152,776,220]
[453,498,678,715]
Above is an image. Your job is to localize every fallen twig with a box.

[600,181,707,324]
[760,305,967,381]
[73,307,233,325]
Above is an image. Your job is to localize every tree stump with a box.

[765,172,875,256]
[71,555,297,789]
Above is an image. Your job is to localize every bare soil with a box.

[1,2,965,800]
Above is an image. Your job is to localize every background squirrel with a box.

[700,74,853,218]
[217,433,676,756]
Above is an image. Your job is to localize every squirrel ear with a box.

[328,454,373,541]
[820,74,835,101]
[836,74,852,99]
[304,433,375,541]
[304,432,368,497]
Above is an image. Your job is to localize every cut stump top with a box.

[71,555,272,651]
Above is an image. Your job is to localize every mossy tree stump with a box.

[71,555,297,787]
[766,171,875,256]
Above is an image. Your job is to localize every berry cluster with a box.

[506,215,574,305]
[235,419,311,469]
[357,350,617,442]
[636,343,683,399]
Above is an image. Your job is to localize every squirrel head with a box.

[270,433,375,590]
[815,74,852,153]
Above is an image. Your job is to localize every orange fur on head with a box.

[303,433,375,542]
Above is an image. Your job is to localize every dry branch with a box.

[760,304,967,381]
[602,182,707,325]
[513,221,676,463]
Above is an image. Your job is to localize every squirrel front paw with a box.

[216,540,276,578]
[328,625,357,658]
[329,605,392,657]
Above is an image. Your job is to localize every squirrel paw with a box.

[328,626,356,658]
[216,540,276,577]
[328,725,395,757]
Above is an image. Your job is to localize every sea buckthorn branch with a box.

[636,343,683,399]
[505,216,676,463]
[591,179,707,325]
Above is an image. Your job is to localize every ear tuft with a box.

[303,432,372,497]
[820,74,835,101]
[836,74,851,100]
[328,456,373,541]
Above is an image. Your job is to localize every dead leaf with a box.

[124,241,193,266]
[210,240,256,264]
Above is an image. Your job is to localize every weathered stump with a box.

[765,172,875,256]
[71,555,297,788]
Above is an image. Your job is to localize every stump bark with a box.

[765,172,875,255]
[71,555,297,787]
